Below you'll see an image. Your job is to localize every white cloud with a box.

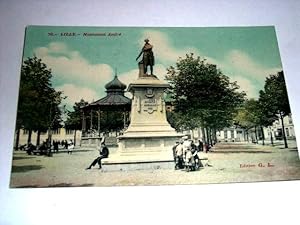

[118,69,139,86]
[231,76,258,99]
[34,42,113,86]
[139,30,202,64]
[224,49,282,82]
[154,64,169,80]
[56,83,100,108]
[48,42,68,53]
[217,49,282,99]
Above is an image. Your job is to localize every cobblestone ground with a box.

[10,141,300,188]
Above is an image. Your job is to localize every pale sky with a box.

[22,26,283,109]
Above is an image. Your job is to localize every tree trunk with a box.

[27,130,32,144]
[270,127,274,146]
[90,110,93,130]
[207,128,210,145]
[36,130,41,146]
[73,130,77,146]
[260,126,265,145]
[280,113,288,148]
[254,126,258,144]
[198,128,201,140]
[191,129,194,140]
[82,111,86,136]
[208,128,212,146]
[15,129,20,150]
[202,127,206,144]
[210,128,214,146]
[213,129,218,144]
[47,128,52,149]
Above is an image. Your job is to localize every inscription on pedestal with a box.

[143,98,158,114]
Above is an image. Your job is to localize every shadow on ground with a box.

[13,156,36,160]
[51,149,95,154]
[211,151,272,154]
[214,145,261,149]
[278,147,298,150]
[11,165,44,173]
[48,183,94,187]
[13,183,94,188]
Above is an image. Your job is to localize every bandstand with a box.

[81,74,131,148]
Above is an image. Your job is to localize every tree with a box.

[65,99,89,145]
[259,71,291,148]
[101,111,126,133]
[15,56,64,148]
[166,53,245,143]
[234,99,262,143]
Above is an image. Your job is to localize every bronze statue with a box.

[136,39,155,75]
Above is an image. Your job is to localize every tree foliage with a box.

[65,99,89,131]
[259,71,291,147]
[18,56,63,131]
[234,71,291,147]
[16,56,64,141]
[235,99,260,130]
[166,53,245,131]
[101,111,126,132]
[234,71,290,130]
[259,71,290,119]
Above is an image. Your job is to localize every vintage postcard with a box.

[10,26,300,188]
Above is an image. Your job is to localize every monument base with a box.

[102,157,175,172]
[102,74,184,171]
[102,134,182,171]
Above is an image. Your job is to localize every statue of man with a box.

[136,39,155,75]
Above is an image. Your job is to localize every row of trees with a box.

[235,71,291,148]
[15,56,64,149]
[165,53,291,148]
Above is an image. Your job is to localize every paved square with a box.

[10,141,300,187]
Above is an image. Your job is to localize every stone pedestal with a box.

[102,75,183,171]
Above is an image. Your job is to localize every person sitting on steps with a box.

[86,143,109,170]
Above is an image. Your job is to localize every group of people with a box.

[172,137,210,172]
[52,139,74,154]
[22,139,75,156]
[24,140,51,156]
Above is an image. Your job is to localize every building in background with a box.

[182,114,296,144]
[17,128,82,147]
[263,113,296,141]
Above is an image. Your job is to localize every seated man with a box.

[86,143,109,170]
